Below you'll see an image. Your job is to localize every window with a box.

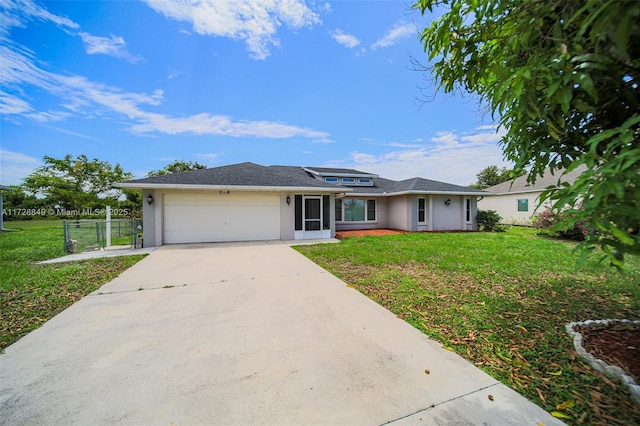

[465,198,471,222]
[367,199,376,221]
[417,198,426,223]
[358,178,371,184]
[324,177,338,183]
[341,178,355,184]
[336,198,376,222]
[517,199,529,212]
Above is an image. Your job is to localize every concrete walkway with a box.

[38,246,159,264]
[0,242,564,425]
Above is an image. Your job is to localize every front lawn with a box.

[296,227,640,425]
[0,220,146,350]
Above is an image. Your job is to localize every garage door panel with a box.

[163,193,280,244]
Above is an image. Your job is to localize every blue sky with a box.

[1,0,511,187]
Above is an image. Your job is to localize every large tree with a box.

[414,0,640,264]
[23,154,131,211]
[147,160,207,177]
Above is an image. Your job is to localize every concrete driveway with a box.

[0,242,563,425]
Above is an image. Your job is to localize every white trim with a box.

[115,183,352,193]
[344,190,488,197]
[417,197,427,225]
[489,189,546,196]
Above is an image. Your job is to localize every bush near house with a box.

[533,204,590,241]
[476,209,503,232]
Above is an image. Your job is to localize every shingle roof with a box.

[120,162,338,189]
[118,162,487,195]
[347,177,489,195]
[485,165,587,194]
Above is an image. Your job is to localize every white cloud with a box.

[325,127,511,186]
[79,32,142,63]
[143,0,321,60]
[329,29,360,48]
[0,148,41,186]
[1,39,331,141]
[371,22,416,50]
[0,0,79,35]
[0,90,32,114]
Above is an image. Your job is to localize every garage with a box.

[163,192,280,244]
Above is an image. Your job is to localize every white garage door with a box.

[163,192,280,243]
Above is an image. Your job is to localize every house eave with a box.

[114,182,353,193]
[490,188,548,196]
[346,190,491,197]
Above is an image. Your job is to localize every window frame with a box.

[517,198,529,212]
[336,198,377,222]
[417,197,426,224]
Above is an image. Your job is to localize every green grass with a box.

[1,220,146,349]
[296,228,640,425]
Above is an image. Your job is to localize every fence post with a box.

[63,219,67,252]
[106,206,111,248]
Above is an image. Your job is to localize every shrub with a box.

[476,209,502,232]
[532,204,590,241]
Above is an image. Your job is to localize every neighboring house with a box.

[479,165,587,225]
[116,162,488,246]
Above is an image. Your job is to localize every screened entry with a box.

[294,194,331,239]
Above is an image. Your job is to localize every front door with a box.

[304,196,323,239]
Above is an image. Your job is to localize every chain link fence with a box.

[63,218,142,253]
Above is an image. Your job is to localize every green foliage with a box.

[413,0,640,264]
[470,165,521,189]
[1,186,45,220]
[147,160,207,177]
[23,154,131,211]
[533,204,590,241]
[476,209,502,231]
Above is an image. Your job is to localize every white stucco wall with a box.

[479,191,548,225]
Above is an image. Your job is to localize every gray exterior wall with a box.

[141,190,157,248]
[279,193,295,240]
[432,195,460,230]
[388,195,410,231]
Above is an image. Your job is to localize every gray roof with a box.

[347,177,489,195]
[120,162,339,190]
[485,165,587,194]
[118,162,487,195]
